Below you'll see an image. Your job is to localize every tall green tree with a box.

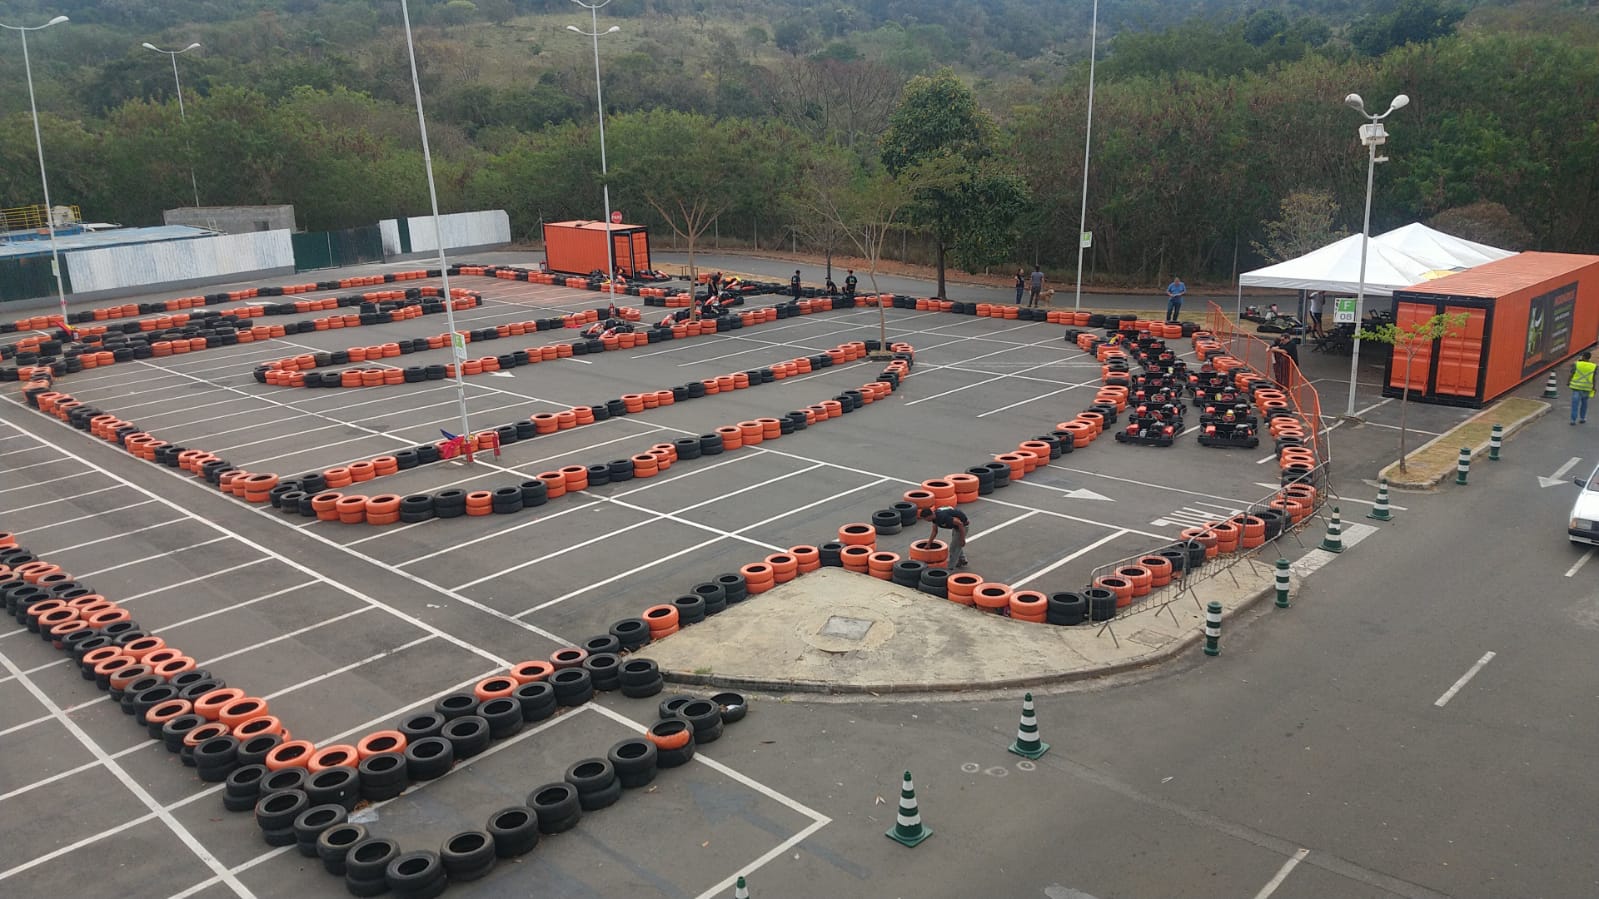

[880,69,1026,297]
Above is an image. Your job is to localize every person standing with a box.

[1165,276,1186,323]
[1271,333,1299,387]
[919,504,970,568]
[844,270,857,299]
[1029,266,1045,307]
[1571,351,1595,424]
[791,270,802,301]
[1307,292,1325,336]
[1014,268,1026,305]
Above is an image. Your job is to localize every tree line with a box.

[1,4,1595,287]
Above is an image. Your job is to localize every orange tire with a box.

[183,721,231,750]
[1140,556,1174,587]
[1094,575,1135,607]
[839,545,872,572]
[1117,565,1153,597]
[789,545,821,573]
[219,697,270,729]
[866,551,899,580]
[474,675,518,702]
[837,523,876,546]
[511,660,555,683]
[973,582,1012,612]
[907,539,949,566]
[194,687,247,721]
[265,739,317,771]
[233,715,286,740]
[356,730,408,759]
[1009,590,1048,620]
[308,744,360,773]
[647,719,692,751]
[765,553,799,583]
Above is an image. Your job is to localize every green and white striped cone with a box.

[1488,424,1503,461]
[885,771,933,847]
[1008,692,1050,759]
[1367,479,1393,521]
[733,876,749,898]
[1274,558,1291,608]
[1455,447,1471,485]
[1544,372,1559,398]
[1318,506,1345,553]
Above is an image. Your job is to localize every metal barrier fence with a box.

[1084,461,1332,641]
[1204,302,1328,465]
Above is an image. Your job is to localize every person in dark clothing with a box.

[1271,333,1300,386]
[1029,267,1045,307]
[791,270,802,300]
[825,276,838,295]
[844,270,858,299]
[1015,269,1026,304]
[919,505,970,568]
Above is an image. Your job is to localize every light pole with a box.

[567,0,621,313]
[142,41,202,209]
[2,14,70,330]
[1342,91,1409,417]
[1072,0,1098,311]
[399,0,472,445]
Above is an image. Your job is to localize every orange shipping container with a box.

[542,220,652,277]
[1384,252,1599,407]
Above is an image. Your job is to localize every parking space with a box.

[2,259,1421,898]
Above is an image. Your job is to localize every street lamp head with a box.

[47,15,69,26]
[142,41,159,51]
[605,25,620,33]
[184,42,201,51]
[1344,93,1366,113]
[566,25,582,33]
[1387,93,1410,112]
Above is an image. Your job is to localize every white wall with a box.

[380,210,511,255]
[65,231,295,293]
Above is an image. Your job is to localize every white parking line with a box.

[1434,651,1496,708]
[0,653,252,896]
[15,500,158,533]
[5,485,125,516]
[35,517,188,557]
[1564,548,1594,578]
[1011,530,1131,588]
[72,536,233,580]
[1253,848,1310,899]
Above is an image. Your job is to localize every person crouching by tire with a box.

[919,505,970,568]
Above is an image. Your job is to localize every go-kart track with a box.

[0,255,1394,899]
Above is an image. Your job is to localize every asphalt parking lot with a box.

[1,253,1483,898]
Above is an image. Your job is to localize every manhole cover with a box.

[818,615,874,641]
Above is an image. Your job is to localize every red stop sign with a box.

[610,210,623,224]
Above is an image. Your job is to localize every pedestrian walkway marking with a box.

[1288,522,1376,579]
[1434,651,1496,708]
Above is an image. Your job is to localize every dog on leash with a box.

[1035,288,1056,309]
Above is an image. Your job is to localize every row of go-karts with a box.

[1069,329,1262,450]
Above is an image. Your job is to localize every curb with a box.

[1381,399,1550,489]
[659,578,1278,696]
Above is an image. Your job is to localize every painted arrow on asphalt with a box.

[489,371,515,378]
[1063,488,1113,501]
[1538,456,1583,488]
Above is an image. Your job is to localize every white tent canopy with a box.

[1239,224,1515,297]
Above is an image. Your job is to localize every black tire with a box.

[406,736,453,780]
[564,757,616,796]
[581,633,621,656]
[528,782,582,834]
[620,673,664,698]
[890,559,927,587]
[1046,592,1087,626]
[617,658,659,687]
[224,764,268,807]
[656,740,697,769]
[236,734,283,768]
[259,767,309,796]
[608,738,659,789]
[345,837,402,886]
[678,699,724,744]
[261,825,297,847]
[513,681,557,722]
[255,789,309,832]
[576,776,622,811]
[305,766,360,810]
[658,694,695,719]
[434,692,478,721]
[715,572,747,603]
[609,617,650,650]
[440,830,496,882]
[193,735,240,780]
[293,804,348,858]
[582,653,622,691]
[397,711,446,742]
[385,850,447,898]
[872,509,902,535]
[549,668,594,706]
[671,594,706,625]
[486,806,540,858]
[358,751,407,788]
[711,692,748,724]
[442,715,491,759]
[478,697,523,739]
[317,823,369,876]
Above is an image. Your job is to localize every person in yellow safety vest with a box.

[1571,351,1595,425]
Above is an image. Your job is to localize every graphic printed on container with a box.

[1522,280,1577,377]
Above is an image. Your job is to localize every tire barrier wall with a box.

[1204,302,1326,465]
[15,340,916,529]
[0,535,746,895]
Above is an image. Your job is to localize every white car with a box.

[1570,463,1599,544]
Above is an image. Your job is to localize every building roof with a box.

[0,225,216,261]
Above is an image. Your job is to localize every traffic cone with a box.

[1543,372,1559,398]
[885,771,933,847]
[1007,692,1050,760]
[1318,506,1345,553]
[1366,479,1392,521]
[733,876,750,898]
